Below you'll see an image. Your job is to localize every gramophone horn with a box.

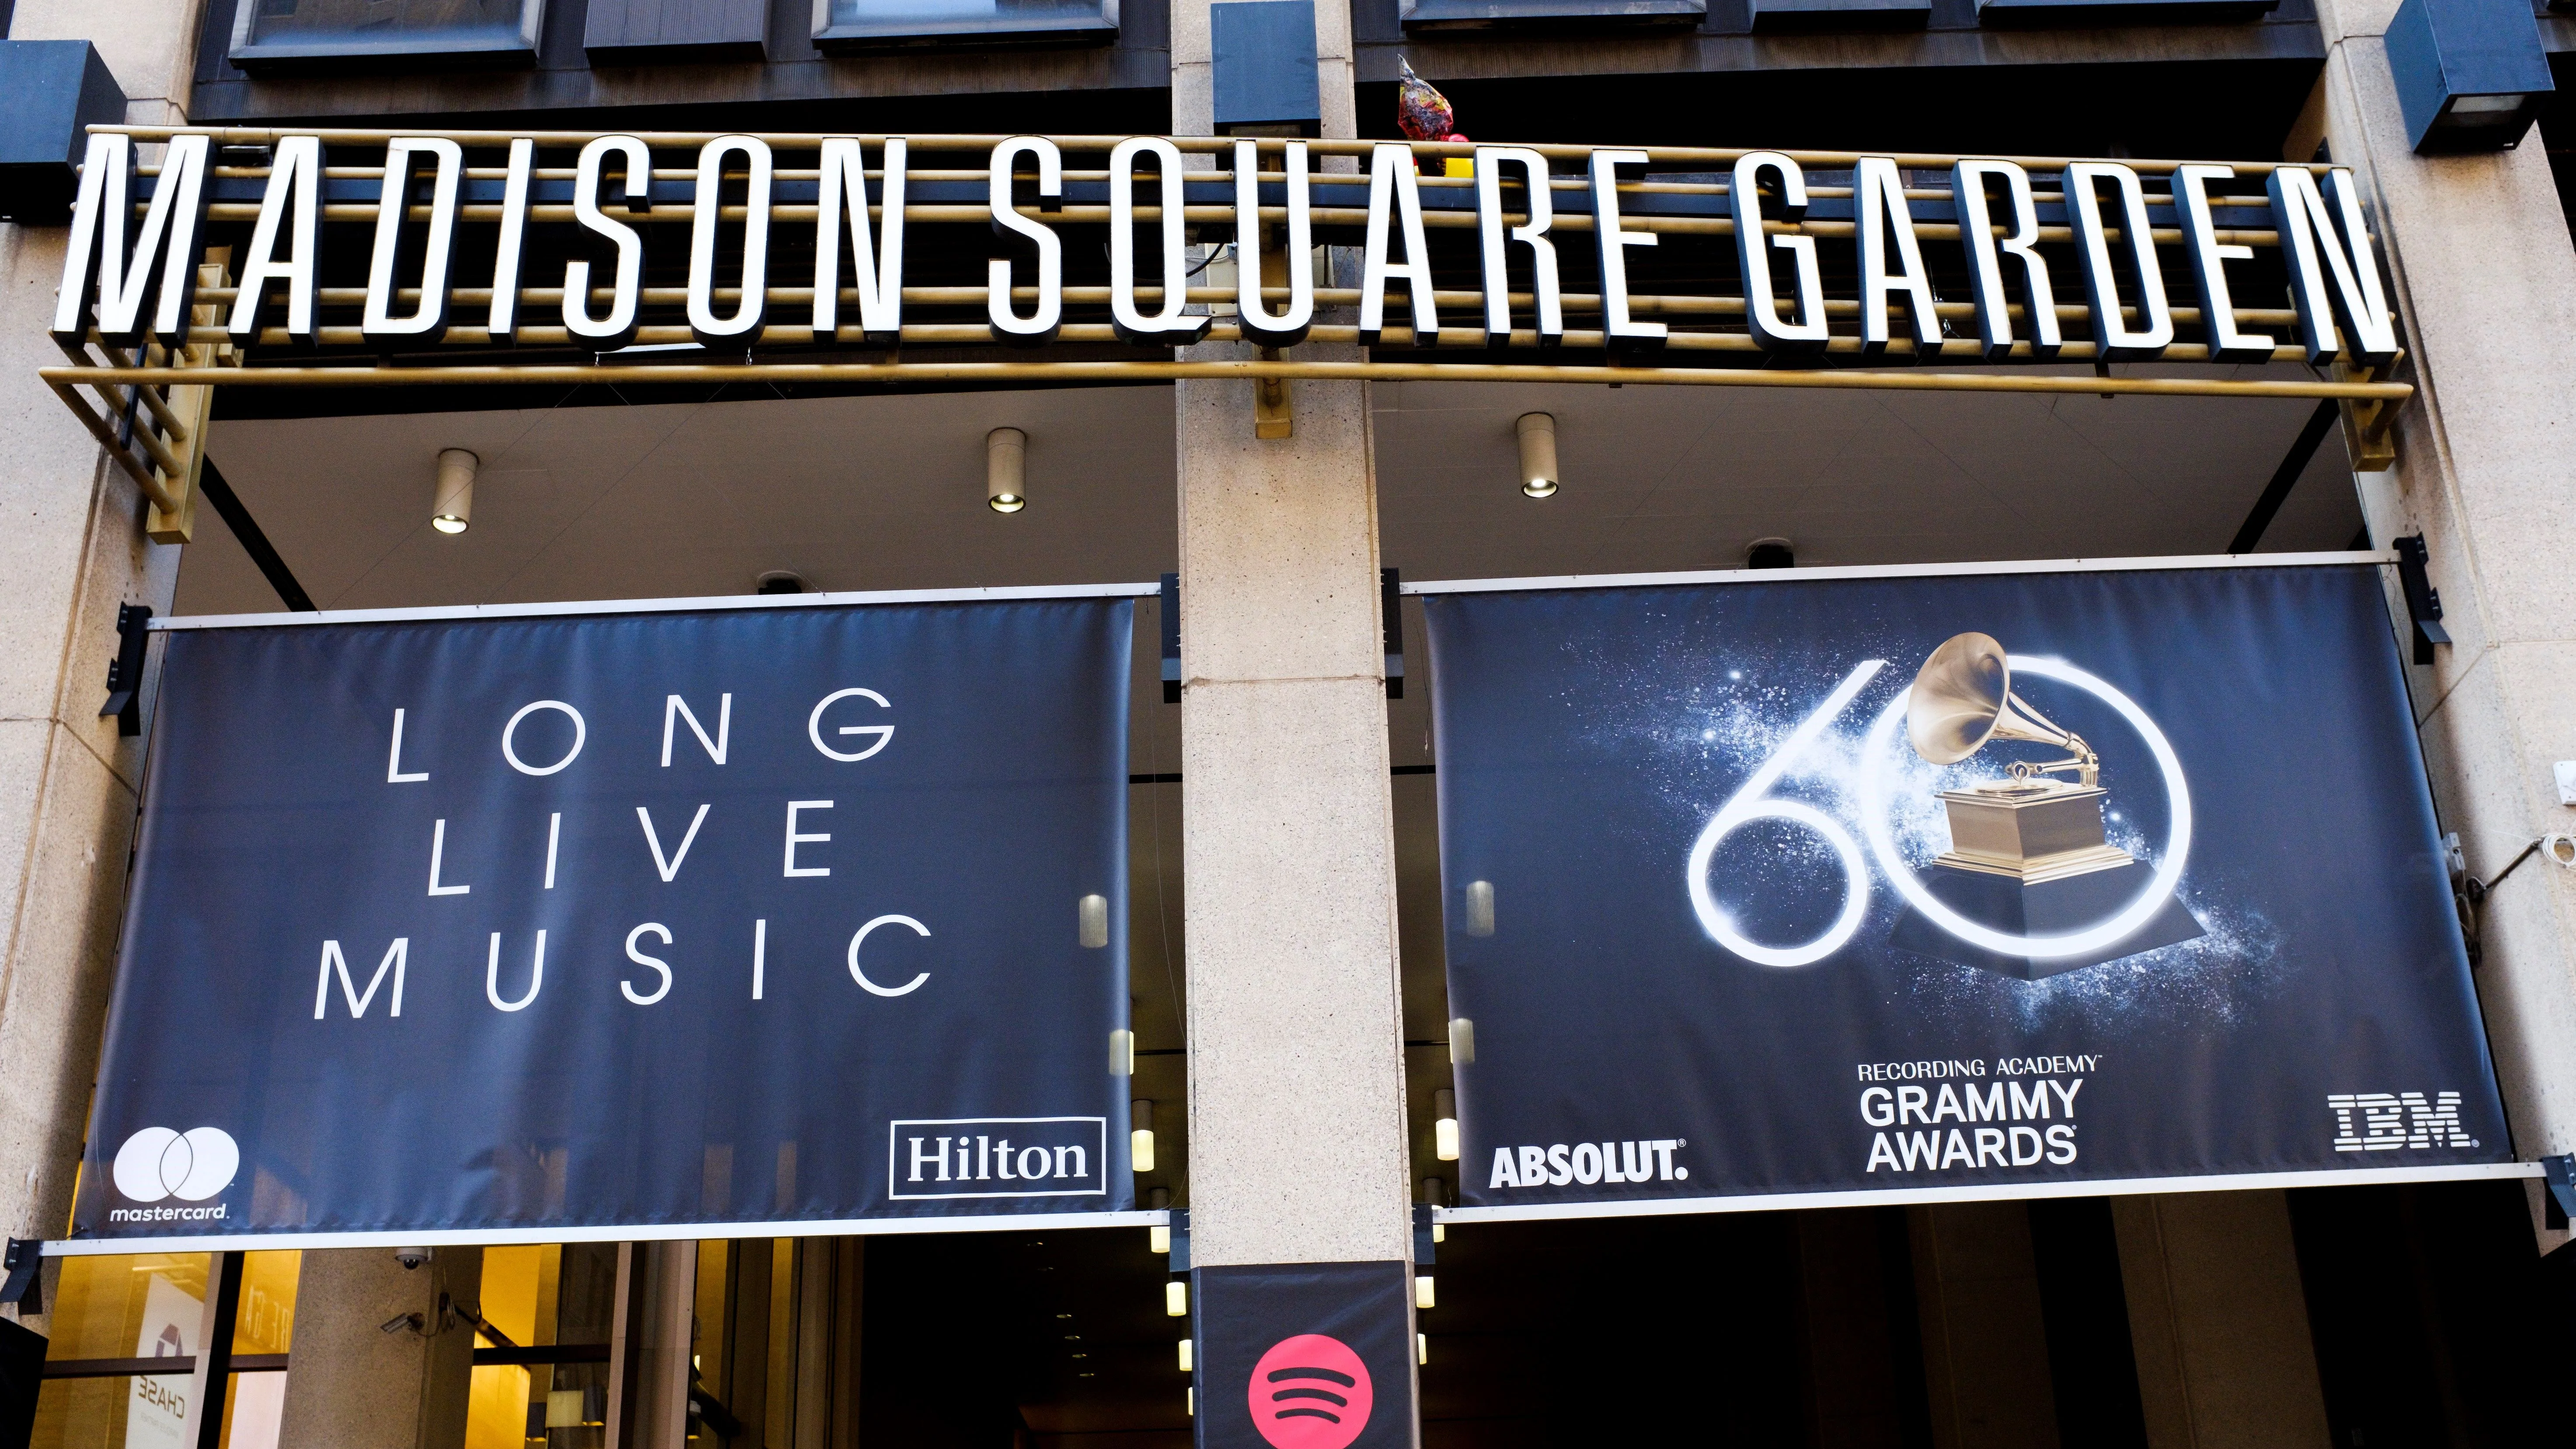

[1906,631,2085,766]
[1907,632,2012,764]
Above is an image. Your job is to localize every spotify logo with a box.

[111,1127,240,1204]
[1247,1333,1374,1449]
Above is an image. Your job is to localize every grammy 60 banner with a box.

[1426,562,2511,1213]
[72,598,1135,1246]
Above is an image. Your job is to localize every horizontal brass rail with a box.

[41,358,2413,403]
[93,125,2339,178]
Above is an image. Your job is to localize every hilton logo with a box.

[887,1116,1108,1200]
[1248,1334,1374,1449]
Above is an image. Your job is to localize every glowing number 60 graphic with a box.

[1687,653,2194,969]
[1685,661,1887,968]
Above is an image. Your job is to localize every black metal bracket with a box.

[0,1239,43,1316]
[1412,1203,1437,1265]
[2393,533,2451,666]
[1383,568,1405,700]
[2545,1154,2576,1231]
[100,603,152,736]
[1159,573,1181,705]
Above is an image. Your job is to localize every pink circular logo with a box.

[1248,1334,1374,1449]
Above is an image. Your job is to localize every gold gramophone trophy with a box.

[1906,633,2134,884]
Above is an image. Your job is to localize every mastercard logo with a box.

[1247,1333,1374,1449]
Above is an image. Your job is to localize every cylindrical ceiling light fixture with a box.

[1132,1098,1155,1174]
[1148,1186,1172,1254]
[432,448,478,533]
[1434,1089,1459,1162]
[987,426,1028,513]
[1515,413,1559,498]
[1165,1279,1188,1317]
[1421,1174,1448,1242]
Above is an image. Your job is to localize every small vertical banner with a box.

[1193,1262,1416,1449]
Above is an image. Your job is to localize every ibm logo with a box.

[2328,1092,2479,1152]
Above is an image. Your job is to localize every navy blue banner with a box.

[76,599,1135,1242]
[1427,566,2510,1210]
[1191,1263,1415,1449]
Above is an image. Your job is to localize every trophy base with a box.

[1935,782,2132,883]
[1887,860,2206,979]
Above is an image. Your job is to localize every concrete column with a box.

[0,0,193,1299]
[1168,0,1408,1273]
[1907,1203,2060,1449]
[2307,0,2576,1248]
[273,1247,484,1449]
[610,1240,696,1449]
[2111,1191,2331,1449]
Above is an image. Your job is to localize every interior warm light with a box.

[1417,1334,1428,1365]
[1516,413,1559,498]
[988,426,1028,513]
[1166,1280,1188,1317]
[546,1390,585,1429]
[1414,1275,1434,1310]
[1434,1088,1459,1162]
[1433,1223,1445,1243]
[431,447,477,533]
[1148,1185,1171,1254]
[1132,1098,1155,1174]
[1178,1338,1193,1372]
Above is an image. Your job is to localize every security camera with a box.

[394,1246,434,1270]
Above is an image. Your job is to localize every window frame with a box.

[225,0,547,71]
[1396,0,1703,28]
[807,0,1117,50]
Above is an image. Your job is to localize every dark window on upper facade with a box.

[225,0,545,69]
[809,0,1116,50]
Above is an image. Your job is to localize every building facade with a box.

[1,0,2574,1441]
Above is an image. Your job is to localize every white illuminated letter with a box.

[1359,143,1438,346]
[2172,164,2276,363]
[2064,161,2174,361]
[1854,157,1939,355]
[687,136,773,348]
[362,137,465,346]
[1235,139,1314,348]
[1110,137,1210,345]
[1730,152,1827,353]
[2267,165,2398,366]
[564,136,652,351]
[54,132,213,348]
[988,137,1064,345]
[230,136,324,344]
[1588,149,1664,350]
[814,137,907,343]
[488,139,536,342]
[1950,160,2061,359]
[1474,146,1559,347]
